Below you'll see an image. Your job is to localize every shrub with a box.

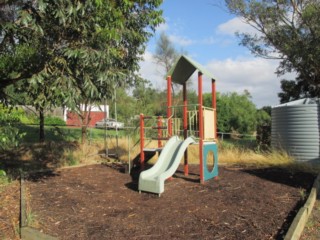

[256,124,271,148]
[45,116,66,126]
[19,113,38,124]
[0,104,25,150]
[36,116,66,126]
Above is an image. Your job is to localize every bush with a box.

[19,113,38,124]
[256,124,271,148]
[45,116,66,126]
[36,116,66,126]
[0,104,25,150]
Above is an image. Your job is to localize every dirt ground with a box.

[23,164,315,240]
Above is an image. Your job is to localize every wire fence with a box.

[16,123,258,145]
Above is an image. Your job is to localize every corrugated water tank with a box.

[271,98,320,163]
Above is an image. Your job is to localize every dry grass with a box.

[216,141,320,174]
[218,143,292,166]
[83,138,320,174]
[4,137,318,174]
[143,138,317,173]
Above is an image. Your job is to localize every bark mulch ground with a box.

[0,181,20,240]
[23,164,315,240]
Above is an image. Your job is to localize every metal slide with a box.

[138,136,195,196]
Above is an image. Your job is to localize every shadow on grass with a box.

[0,141,79,181]
[19,125,81,143]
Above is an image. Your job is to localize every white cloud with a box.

[139,49,296,108]
[205,57,296,107]
[139,50,167,89]
[169,34,194,46]
[139,53,292,107]
[167,34,215,47]
[156,22,169,32]
[200,36,217,45]
[217,17,258,36]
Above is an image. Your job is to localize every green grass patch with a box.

[18,125,127,143]
[0,170,11,192]
[64,150,78,166]
[219,138,257,151]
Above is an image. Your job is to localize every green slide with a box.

[138,136,195,196]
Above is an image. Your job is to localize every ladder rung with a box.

[151,137,169,140]
[151,126,167,129]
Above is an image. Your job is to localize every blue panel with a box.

[203,143,218,181]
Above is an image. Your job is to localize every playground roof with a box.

[167,55,216,84]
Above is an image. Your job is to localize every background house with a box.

[65,104,109,127]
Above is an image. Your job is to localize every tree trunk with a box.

[39,107,45,142]
[79,102,93,144]
[81,125,87,144]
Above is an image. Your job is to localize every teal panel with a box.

[203,143,218,181]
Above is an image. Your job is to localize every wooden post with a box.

[198,72,204,183]
[212,79,217,139]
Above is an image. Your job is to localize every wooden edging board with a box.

[284,173,320,240]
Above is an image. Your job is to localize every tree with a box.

[153,32,186,96]
[204,91,257,134]
[1,0,164,143]
[108,88,135,124]
[225,0,320,101]
[278,79,303,103]
[132,79,166,116]
[154,32,179,74]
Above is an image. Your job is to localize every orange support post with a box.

[198,72,204,183]
[157,116,163,148]
[140,114,145,169]
[212,79,217,139]
[183,82,188,176]
[167,76,172,137]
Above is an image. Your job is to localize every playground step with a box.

[143,148,163,153]
[131,148,163,169]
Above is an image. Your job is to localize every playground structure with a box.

[138,55,219,195]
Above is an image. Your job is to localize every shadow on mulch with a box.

[242,166,316,189]
[26,171,60,182]
[242,166,317,240]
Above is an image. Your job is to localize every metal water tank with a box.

[271,98,320,163]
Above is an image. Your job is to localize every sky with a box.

[138,0,295,108]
